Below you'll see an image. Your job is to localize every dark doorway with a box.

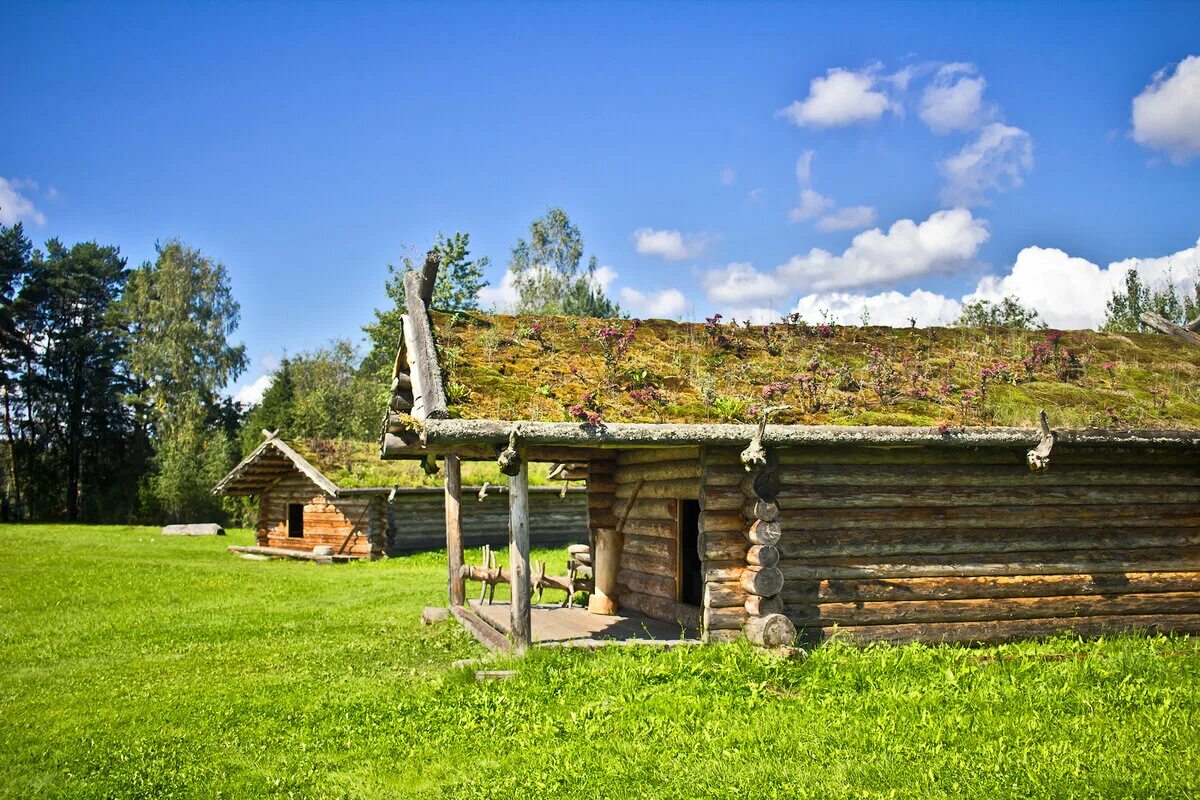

[678,499,702,606]
[287,503,305,538]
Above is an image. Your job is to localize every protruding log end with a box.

[740,565,784,597]
[744,613,796,648]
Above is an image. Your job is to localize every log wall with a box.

[258,481,589,557]
[257,475,377,557]
[386,486,589,553]
[770,445,1200,645]
[611,447,703,631]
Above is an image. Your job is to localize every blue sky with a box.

[3,1,1199,402]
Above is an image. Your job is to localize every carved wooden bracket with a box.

[1026,409,1055,471]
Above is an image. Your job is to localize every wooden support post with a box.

[509,458,532,651]
[445,454,464,607]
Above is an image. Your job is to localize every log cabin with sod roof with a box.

[212,434,588,561]
[383,259,1200,651]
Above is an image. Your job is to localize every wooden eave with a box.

[213,437,341,498]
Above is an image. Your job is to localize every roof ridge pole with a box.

[402,252,449,419]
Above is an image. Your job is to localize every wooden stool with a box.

[564,544,592,608]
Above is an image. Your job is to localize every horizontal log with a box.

[782,572,1200,604]
[622,533,675,561]
[747,544,780,568]
[405,419,1200,452]
[622,519,677,539]
[745,594,783,617]
[704,448,745,465]
[705,606,748,630]
[619,568,676,600]
[744,613,796,647]
[777,528,1200,560]
[587,478,618,494]
[616,447,700,466]
[588,511,617,528]
[615,459,702,484]
[621,498,678,521]
[621,591,702,629]
[615,478,700,500]
[621,551,673,577]
[773,505,1200,531]
[787,590,1200,626]
[779,547,1200,580]
[706,628,744,643]
[805,613,1200,646]
[701,533,747,561]
[587,493,613,510]
[774,446,1200,467]
[700,486,743,511]
[704,582,747,608]
[704,465,747,487]
[771,485,1199,509]
[741,566,785,597]
[699,511,746,533]
[770,464,1200,488]
[703,560,744,582]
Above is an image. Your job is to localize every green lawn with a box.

[1,525,1198,799]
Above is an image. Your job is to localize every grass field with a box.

[2,524,1199,799]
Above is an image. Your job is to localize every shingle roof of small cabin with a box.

[423,311,1200,430]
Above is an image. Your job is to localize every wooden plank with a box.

[619,567,677,600]
[776,528,1200,560]
[450,604,512,652]
[509,460,531,651]
[775,446,1200,467]
[622,533,676,561]
[805,613,1200,646]
[779,547,1200,580]
[783,571,1200,604]
[401,271,449,418]
[1140,311,1200,347]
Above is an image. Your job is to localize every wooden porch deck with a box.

[468,600,701,648]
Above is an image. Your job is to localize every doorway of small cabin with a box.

[287,503,304,538]
[677,498,702,607]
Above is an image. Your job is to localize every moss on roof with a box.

[287,439,555,487]
[431,311,1200,430]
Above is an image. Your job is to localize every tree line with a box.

[0,207,621,524]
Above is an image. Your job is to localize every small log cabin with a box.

[383,259,1200,649]
[213,435,589,558]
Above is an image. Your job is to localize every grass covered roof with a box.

[288,439,556,487]
[430,311,1200,430]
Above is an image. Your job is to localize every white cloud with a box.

[747,188,765,205]
[788,188,835,223]
[478,269,520,312]
[0,177,47,226]
[795,150,816,185]
[706,209,988,303]
[633,228,711,261]
[793,289,964,327]
[816,205,878,232]
[939,123,1033,207]
[920,63,992,134]
[1132,54,1200,164]
[778,66,898,128]
[591,264,618,292]
[969,240,1199,329]
[720,167,737,186]
[619,286,688,319]
[703,261,788,305]
[234,374,274,406]
[764,238,1199,332]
